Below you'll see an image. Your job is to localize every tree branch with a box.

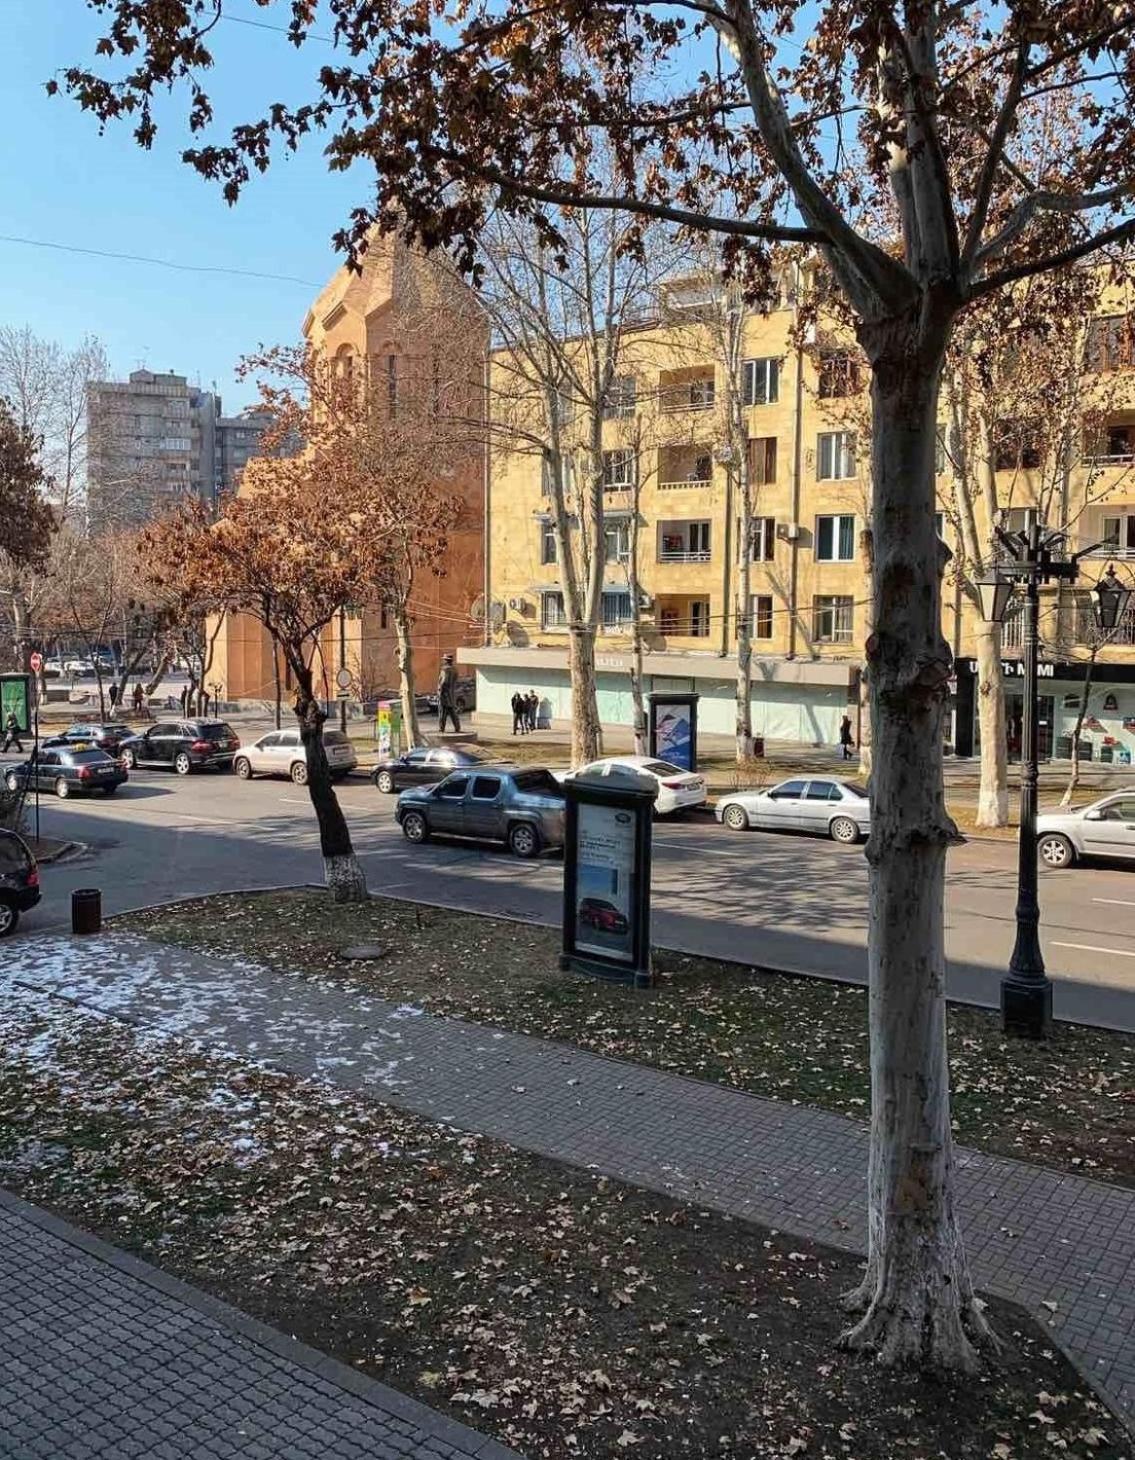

[972,216,1135,299]
[961,36,1030,269]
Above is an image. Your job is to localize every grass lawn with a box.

[0,981,1122,1460]
[119,891,1135,1188]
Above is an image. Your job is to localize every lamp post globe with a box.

[976,569,1015,625]
[1092,564,1132,633]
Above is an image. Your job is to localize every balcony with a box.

[656,594,712,639]
[658,443,714,492]
[658,521,711,564]
[658,367,716,414]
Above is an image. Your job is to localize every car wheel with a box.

[234,757,252,780]
[375,769,395,794]
[102,785,118,796]
[401,810,429,844]
[291,761,308,786]
[1038,832,1075,869]
[174,752,192,776]
[0,897,18,938]
[120,748,136,770]
[508,822,540,859]
[723,803,749,831]
[4,772,18,793]
[55,777,70,800]
[829,816,860,844]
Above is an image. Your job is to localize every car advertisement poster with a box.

[0,674,32,735]
[575,801,636,962]
[655,702,693,769]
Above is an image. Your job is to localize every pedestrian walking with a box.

[1,711,23,754]
[180,684,190,715]
[511,690,527,736]
[108,682,119,710]
[526,690,539,731]
[437,654,462,734]
[839,715,855,761]
[132,683,144,714]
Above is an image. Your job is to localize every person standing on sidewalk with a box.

[839,715,855,761]
[511,691,526,736]
[526,690,539,732]
[437,654,462,734]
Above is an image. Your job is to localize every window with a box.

[742,357,779,406]
[688,600,709,637]
[551,389,574,427]
[386,354,398,417]
[541,455,575,497]
[769,779,807,800]
[602,448,635,489]
[817,431,856,480]
[659,522,710,561]
[994,419,1042,471]
[540,522,557,565]
[813,595,854,643]
[744,516,776,562]
[541,591,567,629]
[259,733,283,749]
[818,351,862,398]
[604,520,630,562]
[1101,799,1135,821]
[935,511,945,539]
[603,377,636,419]
[935,428,948,474]
[748,436,777,485]
[601,591,633,629]
[1087,315,1135,372]
[471,776,502,800]
[1101,515,1135,556]
[748,594,773,640]
[806,781,840,800]
[437,776,469,799]
[815,514,856,562]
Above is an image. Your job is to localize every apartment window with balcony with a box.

[817,431,856,480]
[602,448,636,489]
[601,590,633,629]
[741,516,776,562]
[742,357,779,406]
[660,372,715,412]
[818,350,863,398]
[540,523,557,565]
[813,595,854,643]
[1087,314,1135,372]
[994,419,1042,471]
[541,591,568,629]
[659,521,711,562]
[749,594,773,640]
[603,377,637,419]
[604,520,631,562]
[815,513,856,562]
[662,599,711,636]
[1084,421,1135,462]
[691,599,710,636]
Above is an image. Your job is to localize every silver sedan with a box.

[1036,790,1135,868]
[715,776,871,843]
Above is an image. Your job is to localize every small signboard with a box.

[562,766,657,987]
[376,700,403,759]
[648,692,700,771]
[0,673,33,734]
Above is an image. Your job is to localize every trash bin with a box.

[752,735,765,759]
[71,887,101,935]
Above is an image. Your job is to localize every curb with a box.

[0,1187,520,1459]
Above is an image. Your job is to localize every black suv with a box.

[0,828,40,936]
[119,720,241,775]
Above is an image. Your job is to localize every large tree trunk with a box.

[293,663,367,902]
[144,649,171,701]
[568,623,601,765]
[841,344,992,1371]
[1061,654,1096,806]
[627,495,648,755]
[973,619,1009,826]
[736,467,754,762]
[393,604,422,747]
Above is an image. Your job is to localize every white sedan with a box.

[566,755,707,816]
[716,776,871,843]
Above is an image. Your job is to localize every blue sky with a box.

[2,2,366,410]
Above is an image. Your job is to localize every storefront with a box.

[953,657,1135,764]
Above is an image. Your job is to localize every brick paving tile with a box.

[0,1191,519,1460]
[4,932,1135,1433]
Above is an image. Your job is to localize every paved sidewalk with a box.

[5,933,1135,1433]
[0,1188,518,1460]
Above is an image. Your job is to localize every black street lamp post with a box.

[977,516,1129,1038]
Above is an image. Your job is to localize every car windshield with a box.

[642,760,684,776]
[67,750,115,764]
[513,769,564,796]
[840,782,869,798]
[198,723,236,741]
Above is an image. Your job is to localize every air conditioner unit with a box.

[785,523,802,541]
[775,523,790,541]
[508,596,523,611]
[637,592,654,612]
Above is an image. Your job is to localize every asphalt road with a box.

[10,766,1135,1032]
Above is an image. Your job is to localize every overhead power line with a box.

[0,234,318,288]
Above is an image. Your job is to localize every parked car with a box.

[233,728,358,785]
[578,896,629,934]
[716,777,871,843]
[0,827,40,936]
[565,755,707,817]
[4,746,129,799]
[372,745,484,794]
[423,677,477,715]
[119,720,240,775]
[44,722,133,756]
[1036,790,1135,868]
[395,765,565,858]
[63,657,95,677]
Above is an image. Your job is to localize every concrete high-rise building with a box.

[86,370,219,532]
[215,408,274,501]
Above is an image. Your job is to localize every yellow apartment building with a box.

[466,274,1135,762]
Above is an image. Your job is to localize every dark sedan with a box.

[119,720,240,775]
[44,721,133,755]
[372,745,484,794]
[0,828,40,936]
[4,746,128,799]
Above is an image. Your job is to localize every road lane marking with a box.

[1051,941,1135,958]
[1092,898,1135,907]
